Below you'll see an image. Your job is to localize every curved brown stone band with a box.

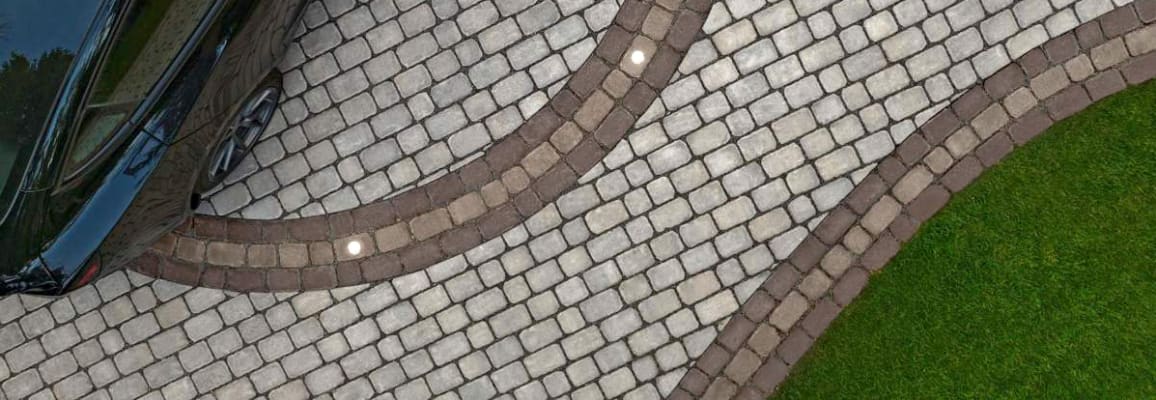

[666,4,1156,399]
[127,0,714,292]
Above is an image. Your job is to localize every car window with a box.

[63,0,213,176]
[0,0,102,213]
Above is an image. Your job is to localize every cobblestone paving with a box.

[675,5,1156,395]
[1,0,1141,399]
[202,0,622,219]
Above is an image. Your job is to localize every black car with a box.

[0,0,307,295]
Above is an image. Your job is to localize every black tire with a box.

[196,73,282,194]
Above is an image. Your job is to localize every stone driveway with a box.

[1,0,1147,399]
[200,0,621,219]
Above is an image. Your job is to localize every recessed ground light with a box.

[347,240,362,256]
[630,50,646,65]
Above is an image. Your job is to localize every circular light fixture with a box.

[347,240,362,256]
[630,50,646,65]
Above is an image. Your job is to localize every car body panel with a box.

[102,0,304,271]
[0,0,123,277]
[0,0,306,294]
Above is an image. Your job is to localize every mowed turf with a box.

[772,79,1156,399]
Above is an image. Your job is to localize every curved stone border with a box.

[668,3,1156,399]
[129,0,714,292]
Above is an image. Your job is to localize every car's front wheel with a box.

[196,74,281,193]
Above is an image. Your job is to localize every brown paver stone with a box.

[907,184,952,222]
[776,329,814,364]
[565,139,606,173]
[228,220,262,242]
[1085,69,1128,100]
[877,156,907,184]
[278,244,308,268]
[922,109,963,144]
[246,244,277,268]
[843,225,873,254]
[206,242,245,267]
[266,269,300,292]
[703,378,739,400]
[697,345,732,376]
[175,237,205,263]
[225,269,264,292]
[287,218,328,241]
[747,324,782,357]
[1045,33,1080,62]
[549,122,583,153]
[741,290,776,321]
[308,242,335,266]
[1018,48,1050,78]
[623,82,659,114]
[820,245,854,278]
[768,292,808,332]
[425,175,466,207]
[941,156,984,193]
[972,104,1011,139]
[976,132,1014,166]
[1076,21,1106,49]
[1008,108,1054,144]
[1030,66,1072,99]
[845,174,887,214]
[615,0,650,32]
[763,264,801,300]
[724,348,761,384]
[1046,85,1093,120]
[797,269,832,300]
[643,46,680,88]
[574,91,615,132]
[594,107,635,147]
[984,64,1026,98]
[1139,0,1156,22]
[923,147,955,174]
[597,26,634,69]
[533,164,578,200]
[951,87,991,121]
[892,166,933,204]
[800,299,841,337]
[888,212,920,242]
[896,134,930,166]
[717,316,756,352]
[861,196,901,235]
[642,6,674,40]
[196,217,226,238]
[681,368,710,395]
[448,193,486,225]
[1120,51,1156,84]
[860,232,900,271]
[813,206,856,245]
[568,58,611,97]
[945,127,981,158]
[1103,7,1142,38]
[832,267,869,306]
[522,144,562,178]
[667,11,703,51]
[751,358,790,393]
[301,266,337,290]
[1064,55,1094,81]
[1003,87,1039,118]
[788,235,827,272]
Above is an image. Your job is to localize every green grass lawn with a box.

[772,79,1156,399]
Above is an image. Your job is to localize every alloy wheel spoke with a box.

[206,86,280,184]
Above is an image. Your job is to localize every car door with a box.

[101,0,306,268]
